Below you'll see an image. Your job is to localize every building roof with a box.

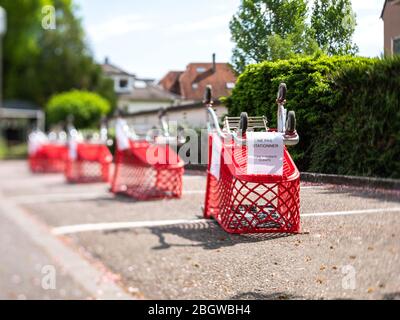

[101,60,135,77]
[178,63,237,101]
[3,100,41,111]
[159,62,237,101]
[118,84,179,102]
[0,100,43,119]
[158,71,183,95]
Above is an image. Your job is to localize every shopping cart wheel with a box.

[286,111,296,133]
[239,112,248,136]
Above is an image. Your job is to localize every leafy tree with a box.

[0,0,115,108]
[230,0,358,72]
[310,0,358,55]
[230,0,319,72]
[46,90,111,129]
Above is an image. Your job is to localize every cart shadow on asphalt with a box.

[144,220,295,250]
[230,291,400,300]
[229,291,303,300]
[383,292,400,300]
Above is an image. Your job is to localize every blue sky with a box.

[75,0,384,80]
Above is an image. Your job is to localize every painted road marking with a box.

[185,186,324,195]
[52,207,400,236]
[52,219,210,236]
[13,186,326,203]
[12,192,113,204]
[302,207,400,217]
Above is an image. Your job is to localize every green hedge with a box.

[46,90,111,129]
[226,55,400,178]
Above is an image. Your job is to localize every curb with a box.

[184,164,400,190]
[300,172,400,190]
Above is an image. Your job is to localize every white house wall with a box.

[125,105,228,132]
[119,101,172,114]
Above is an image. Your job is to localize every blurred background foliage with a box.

[225,55,400,178]
[0,0,116,109]
[46,90,110,129]
[230,0,357,73]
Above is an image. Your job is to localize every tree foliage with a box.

[46,90,111,129]
[311,0,358,55]
[225,55,400,178]
[230,0,358,72]
[0,0,115,108]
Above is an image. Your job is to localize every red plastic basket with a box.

[204,134,300,234]
[111,140,184,200]
[29,144,68,173]
[65,143,112,183]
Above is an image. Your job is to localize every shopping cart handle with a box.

[277,83,287,103]
[204,85,213,105]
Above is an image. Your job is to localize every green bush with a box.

[46,90,111,129]
[226,55,400,178]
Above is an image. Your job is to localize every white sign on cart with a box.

[210,133,223,180]
[247,132,284,175]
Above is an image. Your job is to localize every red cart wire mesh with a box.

[204,134,300,234]
[65,143,112,183]
[111,140,184,200]
[29,144,68,173]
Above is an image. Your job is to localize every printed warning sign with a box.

[247,132,284,175]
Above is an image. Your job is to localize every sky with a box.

[75,0,384,80]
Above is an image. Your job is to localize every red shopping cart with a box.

[28,130,68,173]
[203,84,300,234]
[111,111,184,200]
[65,120,113,183]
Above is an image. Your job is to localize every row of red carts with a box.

[28,84,301,234]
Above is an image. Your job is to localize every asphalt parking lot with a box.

[0,160,399,300]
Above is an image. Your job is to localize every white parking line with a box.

[184,186,324,195]
[52,219,210,236]
[51,207,400,236]
[12,192,112,204]
[302,207,400,217]
[12,185,325,204]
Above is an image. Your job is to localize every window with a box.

[192,83,199,90]
[226,82,235,89]
[119,79,128,89]
[393,37,400,55]
[196,67,206,73]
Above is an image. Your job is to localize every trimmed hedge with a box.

[46,90,111,129]
[226,55,400,178]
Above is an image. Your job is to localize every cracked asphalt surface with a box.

[0,160,399,300]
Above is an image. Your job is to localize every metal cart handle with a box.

[158,108,170,138]
[205,86,299,146]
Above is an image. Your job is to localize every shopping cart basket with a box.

[28,129,68,173]
[65,119,113,183]
[203,84,300,234]
[111,110,184,200]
